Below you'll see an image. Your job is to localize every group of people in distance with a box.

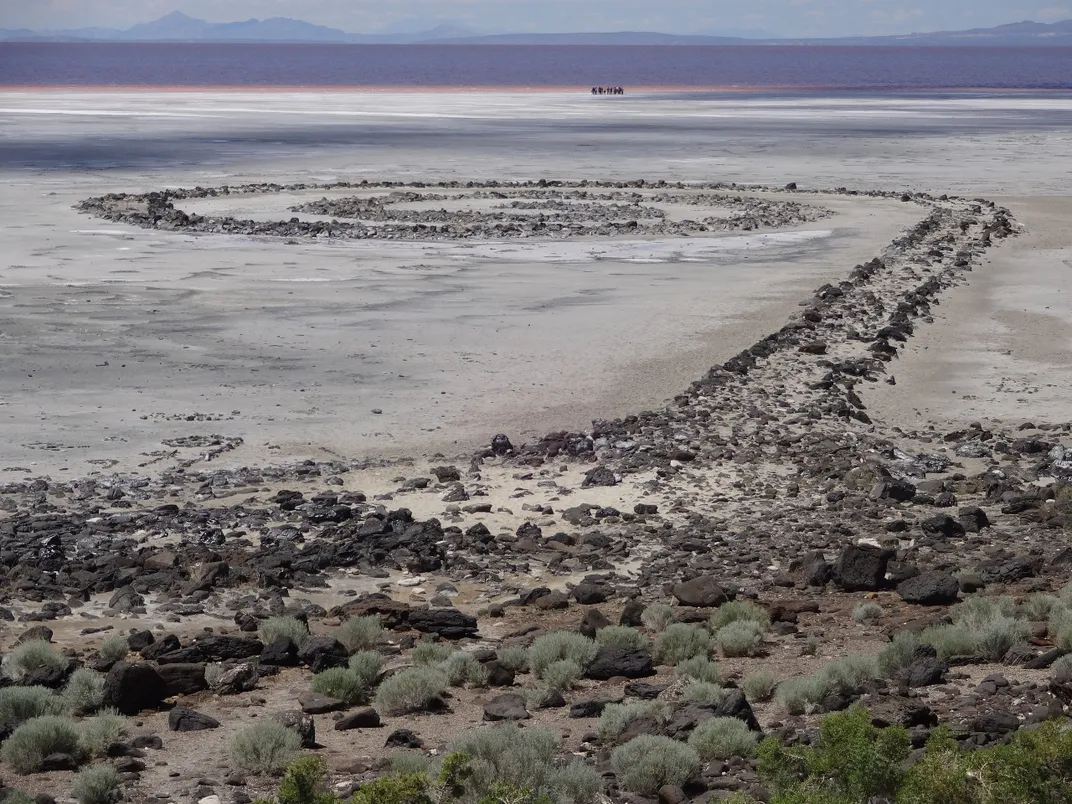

[591,86,625,95]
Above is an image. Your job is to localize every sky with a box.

[1,0,1069,37]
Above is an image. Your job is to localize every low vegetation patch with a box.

[610,735,700,795]
[374,668,448,715]
[653,623,710,665]
[1,640,69,682]
[2,715,86,774]
[259,617,309,648]
[688,716,760,760]
[527,632,598,678]
[337,615,383,654]
[72,764,122,804]
[230,721,302,776]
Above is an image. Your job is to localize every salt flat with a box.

[1,90,1071,476]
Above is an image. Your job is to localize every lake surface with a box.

[2,42,1072,89]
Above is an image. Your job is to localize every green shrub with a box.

[259,617,309,648]
[818,656,879,698]
[1052,653,1072,679]
[713,621,765,658]
[951,596,1016,631]
[611,735,700,795]
[540,659,582,692]
[374,668,448,715]
[351,773,430,804]
[1050,608,1072,651]
[496,647,529,673]
[2,715,86,774]
[204,663,225,689]
[528,632,597,678]
[63,668,106,715]
[594,626,648,650]
[0,686,67,726]
[412,641,455,667]
[756,707,909,803]
[688,717,760,760]
[443,652,490,688]
[653,623,710,665]
[976,615,1029,662]
[389,751,434,776]
[775,675,830,716]
[640,603,676,632]
[547,760,602,804]
[1,640,69,681]
[348,651,384,690]
[852,602,884,624]
[1021,593,1062,621]
[682,681,728,704]
[79,709,128,756]
[597,702,666,743]
[921,624,979,659]
[0,790,36,804]
[278,755,336,804]
[71,764,121,804]
[310,667,367,704]
[741,669,779,703]
[877,631,923,677]
[338,615,383,654]
[803,632,821,656]
[230,721,301,775]
[676,655,724,685]
[710,601,771,632]
[451,723,560,794]
[97,635,129,664]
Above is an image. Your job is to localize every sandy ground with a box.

[2,90,1072,478]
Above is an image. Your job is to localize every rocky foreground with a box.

[4,184,1072,803]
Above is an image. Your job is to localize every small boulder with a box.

[103,662,167,715]
[832,544,892,592]
[334,708,381,731]
[483,693,530,721]
[672,576,728,607]
[168,707,220,732]
[898,572,959,606]
[275,710,315,748]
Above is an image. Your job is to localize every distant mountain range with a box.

[4,11,1072,45]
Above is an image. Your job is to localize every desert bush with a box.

[0,790,35,804]
[97,635,129,665]
[0,686,68,726]
[79,709,128,756]
[1022,593,1062,621]
[63,668,106,715]
[594,626,648,650]
[528,632,597,678]
[675,655,724,685]
[412,641,455,667]
[597,702,666,743]
[877,631,923,677]
[442,652,490,688]
[388,751,434,776]
[259,617,309,648]
[374,668,448,715]
[351,773,429,804]
[348,651,384,689]
[709,601,771,633]
[1050,608,1072,651]
[278,755,336,804]
[713,621,765,658]
[611,735,700,795]
[1052,653,1072,679]
[1,640,68,682]
[742,669,778,703]
[852,602,884,624]
[540,659,582,692]
[640,603,677,632]
[452,723,560,794]
[757,707,909,803]
[802,632,821,656]
[2,715,85,774]
[976,615,1029,662]
[547,760,602,804]
[526,686,562,710]
[204,663,225,689]
[310,666,367,704]
[688,717,760,760]
[496,647,529,673]
[230,721,301,775]
[775,674,831,716]
[921,624,979,660]
[71,764,121,804]
[653,623,710,665]
[818,656,878,697]
[337,615,383,654]
[952,596,1017,630]
[682,681,728,704]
